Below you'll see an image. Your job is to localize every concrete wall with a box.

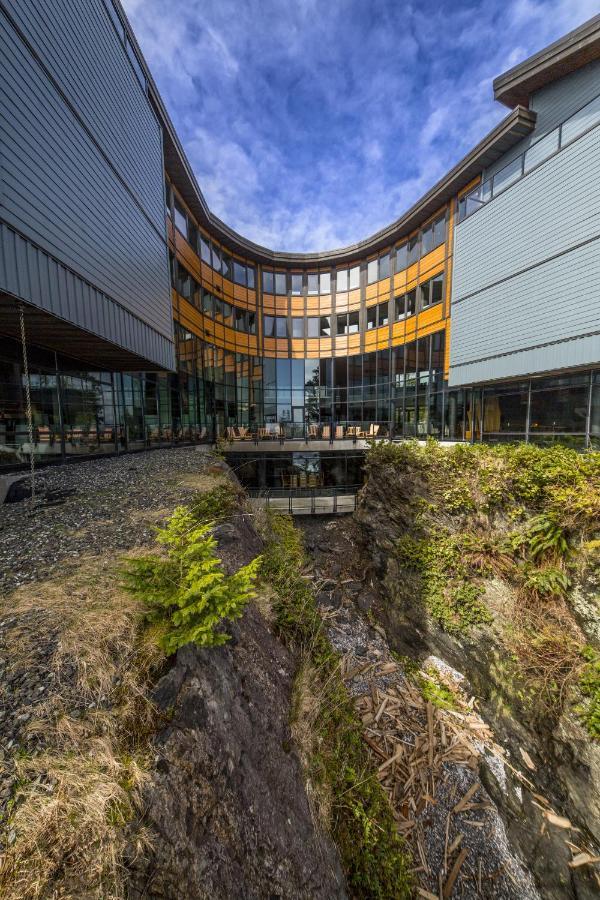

[450,70,600,387]
[0,0,174,369]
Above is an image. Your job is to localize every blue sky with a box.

[121,0,597,252]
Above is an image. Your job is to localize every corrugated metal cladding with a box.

[485,58,600,181]
[0,223,175,371]
[0,1,174,368]
[449,123,600,387]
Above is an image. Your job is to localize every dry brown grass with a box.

[0,554,166,900]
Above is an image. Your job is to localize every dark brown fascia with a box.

[494,14,600,108]
[116,0,536,267]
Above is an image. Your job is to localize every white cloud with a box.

[121,0,598,252]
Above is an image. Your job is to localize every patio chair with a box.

[322,425,331,440]
[368,424,380,437]
[335,425,344,439]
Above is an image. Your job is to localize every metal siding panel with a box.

[450,125,600,387]
[485,58,600,180]
[0,7,173,362]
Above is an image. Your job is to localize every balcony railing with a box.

[458,90,600,223]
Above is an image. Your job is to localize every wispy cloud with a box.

[121,0,597,252]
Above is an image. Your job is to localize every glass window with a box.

[263,315,275,337]
[493,156,522,195]
[320,315,331,337]
[396,243,408,271]
[562,93,600,145]
[336,313,347,336]
[307,273,319,295]
[233,260,246,286]
[291,274,303,295]
[247,311,256,334]
[378,301,388,326]
[366,305,377,330]
[337,269,348,292]
[432,214,446,249]
[221,253,232,281]
[292,318,304,338]
[212,244,222,273]
[307,317,319,338]
[407,234,419,266]
[367,259,378,284]
[200,235,211,265]
[275,316,288,338]
[406,288,416,316]
[319,272,331,294]
[394,294,405,320]
[165,180,172,217]
[419,280,430,308]
[247,266,255,290]
[222,301,233,326]
[214,296,224,321]
[202,289,213,316]
[349,266,360,290]
[422,223,433,256]
[379,253,390,280]
[173,199,187,237]
[348,311,359,334]
[235,307,246,331]
[262,270,274,294]
[431,274,444,305]
[275,272,287,295]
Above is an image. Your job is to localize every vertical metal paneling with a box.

[0,2,173,367]
[485,58,600,180]
[450,123,600,387]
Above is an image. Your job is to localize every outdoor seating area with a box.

[222,422,387,443]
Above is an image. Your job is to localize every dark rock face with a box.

[128,510,346,900]
[354,460,600,900]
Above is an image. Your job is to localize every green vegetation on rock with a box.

[124,505,260,653]
[365,440,600,732]
[259,511,412,899]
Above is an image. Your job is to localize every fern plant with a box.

[525,514,569,561]
[124,506,260,654]
[521,564,571,601]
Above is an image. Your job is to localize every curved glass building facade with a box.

[1,1,599,469]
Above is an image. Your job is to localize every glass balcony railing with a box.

[458,90,600,223]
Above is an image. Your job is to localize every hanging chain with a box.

[18,302,36,506]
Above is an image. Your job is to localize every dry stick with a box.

[442,847,468,898]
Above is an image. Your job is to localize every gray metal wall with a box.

[450,82,600,387]
[485,58,600,180]
[0,0,174,369]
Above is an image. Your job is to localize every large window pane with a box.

[529,383,589,433]
[307,273,319,295]
[275,316,288,338]
[291,274,303,295]
[336,269,348,292]
[275,272,287,295]
[349,266,360,290]
[319,272,331,294]
[379,253,390,280]
[292,318,304,338]
[263,270,274,293]
[367,259,378,284]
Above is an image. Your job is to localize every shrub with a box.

[124,506,260,654]
[521,565,571,601]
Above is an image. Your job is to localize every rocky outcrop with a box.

[128,506,346,900]
[354,457,600,900]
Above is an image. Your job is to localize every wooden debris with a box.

[442,848,468,898]
[544,810,572,830]
[519,747,536,770]
[453,782,480,813]
[568,853,600,868]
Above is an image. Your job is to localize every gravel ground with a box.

[0,447,215,594]
[300,516,540,900]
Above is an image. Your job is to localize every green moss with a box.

[417,668,458,710]
[260,512,412,899]
[396,531,491,634]
[577,647,600,739]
